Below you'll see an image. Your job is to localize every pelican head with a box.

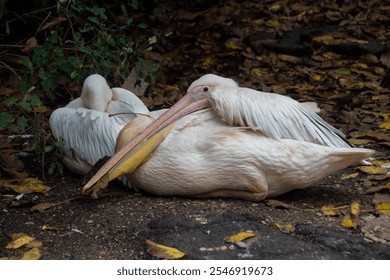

[81,74,222,193]
[81,74,112,112]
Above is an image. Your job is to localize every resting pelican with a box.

[82,74,374,201]
[49,74,150,176]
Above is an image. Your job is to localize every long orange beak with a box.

[82,89,210,194]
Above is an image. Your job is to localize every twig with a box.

[0,61,21,80]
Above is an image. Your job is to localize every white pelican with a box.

[82,74,374,201]
[49,74,150,176]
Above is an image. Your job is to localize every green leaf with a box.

[17,117,28,130]
[87,16,100,25]
[4,96,17,107]
[88,6,105,16]
[0,112,15,129]
[149,35,157,45]
[23,58,33,71]
[137,23,148,29]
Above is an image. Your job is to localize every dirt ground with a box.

[1,0,390,259]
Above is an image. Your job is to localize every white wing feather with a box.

[209,87,351,148]
[50,107,126,171]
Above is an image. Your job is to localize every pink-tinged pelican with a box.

[49,74,150,176]
[82,74,374,201]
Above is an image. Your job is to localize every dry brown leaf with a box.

[145,240,185,259]
[281,224,296,234]
[225,231,255,243]
[266,199,301,210]
[22,37,38,53]
[277,54,301,64]
[366,184,390,194]
[30,202,57,212]
[348,138,375,145]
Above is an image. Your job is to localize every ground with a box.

[1,0,390,259]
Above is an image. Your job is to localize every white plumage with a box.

[102,74,374,201]
[50,74,149,175]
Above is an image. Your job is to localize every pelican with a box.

[49,74,150,176]
[82,74,374,201]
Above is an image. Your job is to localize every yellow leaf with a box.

[321,204,341,216]
[251,67,267,77]
[358,166,389,175]
[224,38,242,50]
[312,74,323,82]
[379,122,390,130]
[6,234,35,249]
[0,87,15,95]
[379,113,389,121]
[201,56,214,69]
[33,105,50,113]
[376,203,390,215]
[225,231,255,243]
[267,19,279,27]
[348,138,375,145]
[20,248,41,260]
[3,178,51,193]
[341,172,359,180]
[41,224,60,231]
[340,218,358,229]
[372,160,390,168]
[145,240,185,259]
[351,201,361,215]
[25,240,43,249]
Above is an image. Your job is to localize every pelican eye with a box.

[203,87,209,92]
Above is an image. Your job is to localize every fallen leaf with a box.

[351,201,361,215]
[3,178,51,193]
[22,37,38,53]
[5,234,35,249]
[265,199,301,210]
[366,184,390,193]
[30,202,57,212]
[358,166,389,175]
[225,231,255,243]
[281,224,295,234]
[33,105,50,113]
[321,204,342,216]
[376,203,390,215]
[224,38,242,50]
[145,239,185,259]
[379,122,390,130]
[41,225,60,231]
[25,240,43,249]
[340,217,359,229]
[348,138,375,145]
[20,247,41,260]
[340,172,359,180]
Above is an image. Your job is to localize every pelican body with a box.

[82,74,374,201]
[50,74,149,175]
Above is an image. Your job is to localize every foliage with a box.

[0,0,156,176]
